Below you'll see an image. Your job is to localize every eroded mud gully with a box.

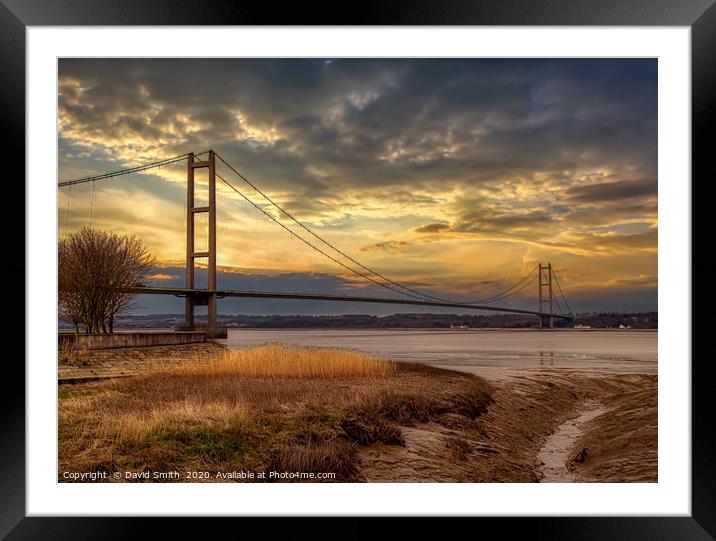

[537,401,606,482]
[357,370,656,483]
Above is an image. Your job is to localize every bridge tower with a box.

[175,150,227,338]
[538,262,554,329]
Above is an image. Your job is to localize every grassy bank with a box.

[59,344,493,482]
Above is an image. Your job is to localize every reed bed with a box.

[59,344,493,482]
[156,343,398,379]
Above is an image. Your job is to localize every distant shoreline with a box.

[59,311,657,332]
[223,327,658,332]
[59,327,658,334]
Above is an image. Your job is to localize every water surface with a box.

[221,328,657,379]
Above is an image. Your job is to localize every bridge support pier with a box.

[174,150,227,339]
[538,262,554,329]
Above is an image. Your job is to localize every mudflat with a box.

[358,369,656,482]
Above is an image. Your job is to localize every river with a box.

[220,328,657,380]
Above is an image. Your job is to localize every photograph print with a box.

[57,58,657,484]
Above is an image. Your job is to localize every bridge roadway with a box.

[126,286,574,320]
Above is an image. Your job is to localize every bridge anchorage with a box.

[60,149,575,336]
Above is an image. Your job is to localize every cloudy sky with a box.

[58,59,657,315]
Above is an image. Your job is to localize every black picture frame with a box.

[2,0,711,538]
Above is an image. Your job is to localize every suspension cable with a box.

[216,153,457,303]
[216,171,439,303]
[465,265,539,304]
[488,271,539,304]
[64,183,72,230]
[216,152,537,305]
[552,271,573,315]
[58,151,210,187]
[554,295,564,315]
[89,180,95,228]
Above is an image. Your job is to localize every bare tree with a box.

[58,228,156,334]
[58,242,82,334]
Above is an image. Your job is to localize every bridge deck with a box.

[126,286,574,320]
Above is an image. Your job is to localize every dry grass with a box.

[159,343,397,379]
[96,400,247,445]
[59,338,91,366]
[58,344,493,482]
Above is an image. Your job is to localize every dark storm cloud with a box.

[566,178,657,203]
[59,59,657,204]
[410,201,557,240]
[414,222,450,234]
[453,207,554,234]
[562,202,657,226]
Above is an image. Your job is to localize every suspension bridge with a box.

[58,150,574,337]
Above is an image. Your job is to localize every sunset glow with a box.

[58,59,657,313]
